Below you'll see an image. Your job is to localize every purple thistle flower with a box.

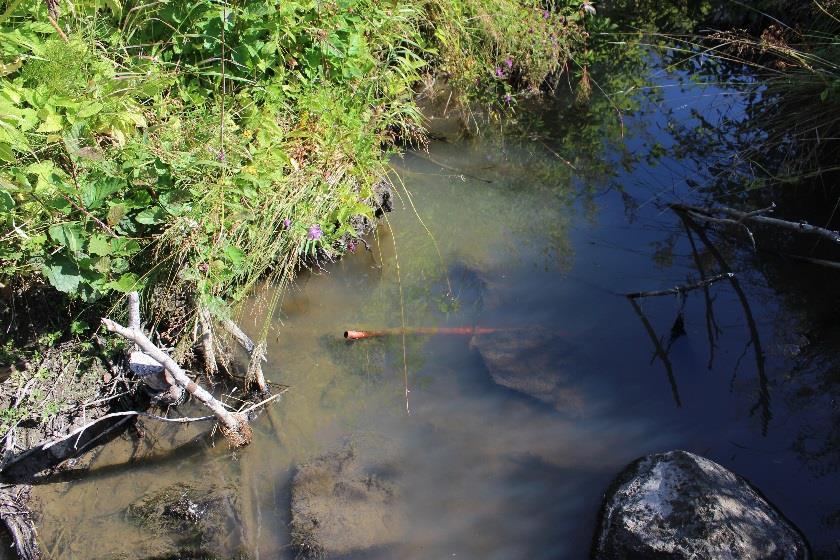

[494,66,505,78]
[282,218,292,229]
[542,9,550,19]
[504,93,513,105]
[505,57,514,69]
[307,224,322,241]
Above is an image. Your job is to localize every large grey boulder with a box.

[594,450,810,560]
[290,445,406,559]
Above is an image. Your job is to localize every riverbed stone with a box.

[290,445,406,559]
[470,327,583,412]
[593,450,810,560]
[127,482,239,554]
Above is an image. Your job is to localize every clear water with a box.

[30,66,840,559]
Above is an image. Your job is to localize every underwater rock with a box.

[127,482,239,555]
[470,327,583,412]
[290,445,406,559]
[593,450,810,560]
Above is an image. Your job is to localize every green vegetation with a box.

[0,0,593,346]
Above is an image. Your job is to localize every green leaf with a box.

[88,234,112,256]
[135,206,167,225]
[42,256,82,293]
[224,245,245,267]
[81,177,124,210]
[105,273,141,293]
[48,223,85,254]
[36,113,63,133]
[0,189,14,212]
[77,102,104,119]
[124,112,147,128]
[109,238,140,258]
[0,143,14,163]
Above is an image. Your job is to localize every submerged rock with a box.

[470,327,583,412]
[290,445,405,559]
[594,450,810,560]
[127,482,240,555]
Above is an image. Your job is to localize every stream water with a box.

[28,63,840,559]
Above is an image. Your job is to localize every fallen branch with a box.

[222,319,259,355]
[40,391,285,452]
[781,253,840,271]
[245,340,268,393]
[672,203,840,246]
[102,293,252,447]
[198,307,219,378]
[625,272,735,299]
[220,317,268,391]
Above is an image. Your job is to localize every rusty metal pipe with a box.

[344,327,502,340]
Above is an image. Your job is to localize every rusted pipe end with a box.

[344,330,366,340]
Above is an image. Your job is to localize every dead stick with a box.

[672,203,840,245]
[41,392,285,452]
[198,307,218,378]
[222,319,259,356]
[625,272,735,299]
[101,318,242,434]
[245,341,268,392]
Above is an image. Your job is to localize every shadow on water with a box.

[27,52,840,559]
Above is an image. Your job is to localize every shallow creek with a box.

[29,68,840,559]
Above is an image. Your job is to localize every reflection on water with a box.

[32,67,840,559]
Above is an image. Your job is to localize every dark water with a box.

[31,66,840,558]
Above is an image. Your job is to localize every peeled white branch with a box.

[101,316,251,446]
[222,318,268,392]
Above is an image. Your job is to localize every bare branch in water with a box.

[628,298,682,408]
[625,272,734,299]
[672,202,840,247]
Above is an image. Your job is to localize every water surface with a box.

[31,63,840,559]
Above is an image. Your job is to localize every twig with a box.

[221,318,258,356]
[672,203,840,246]
[46,13,67,43]
[41,391,285,452]
[198,307,218,378]
[103,316,243,432]
[625,272,734,299]
[782,253,840,270]
[128,292,141,330]
[628,298,682,408]
[676,210,771,435]
[684,209,757,249]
